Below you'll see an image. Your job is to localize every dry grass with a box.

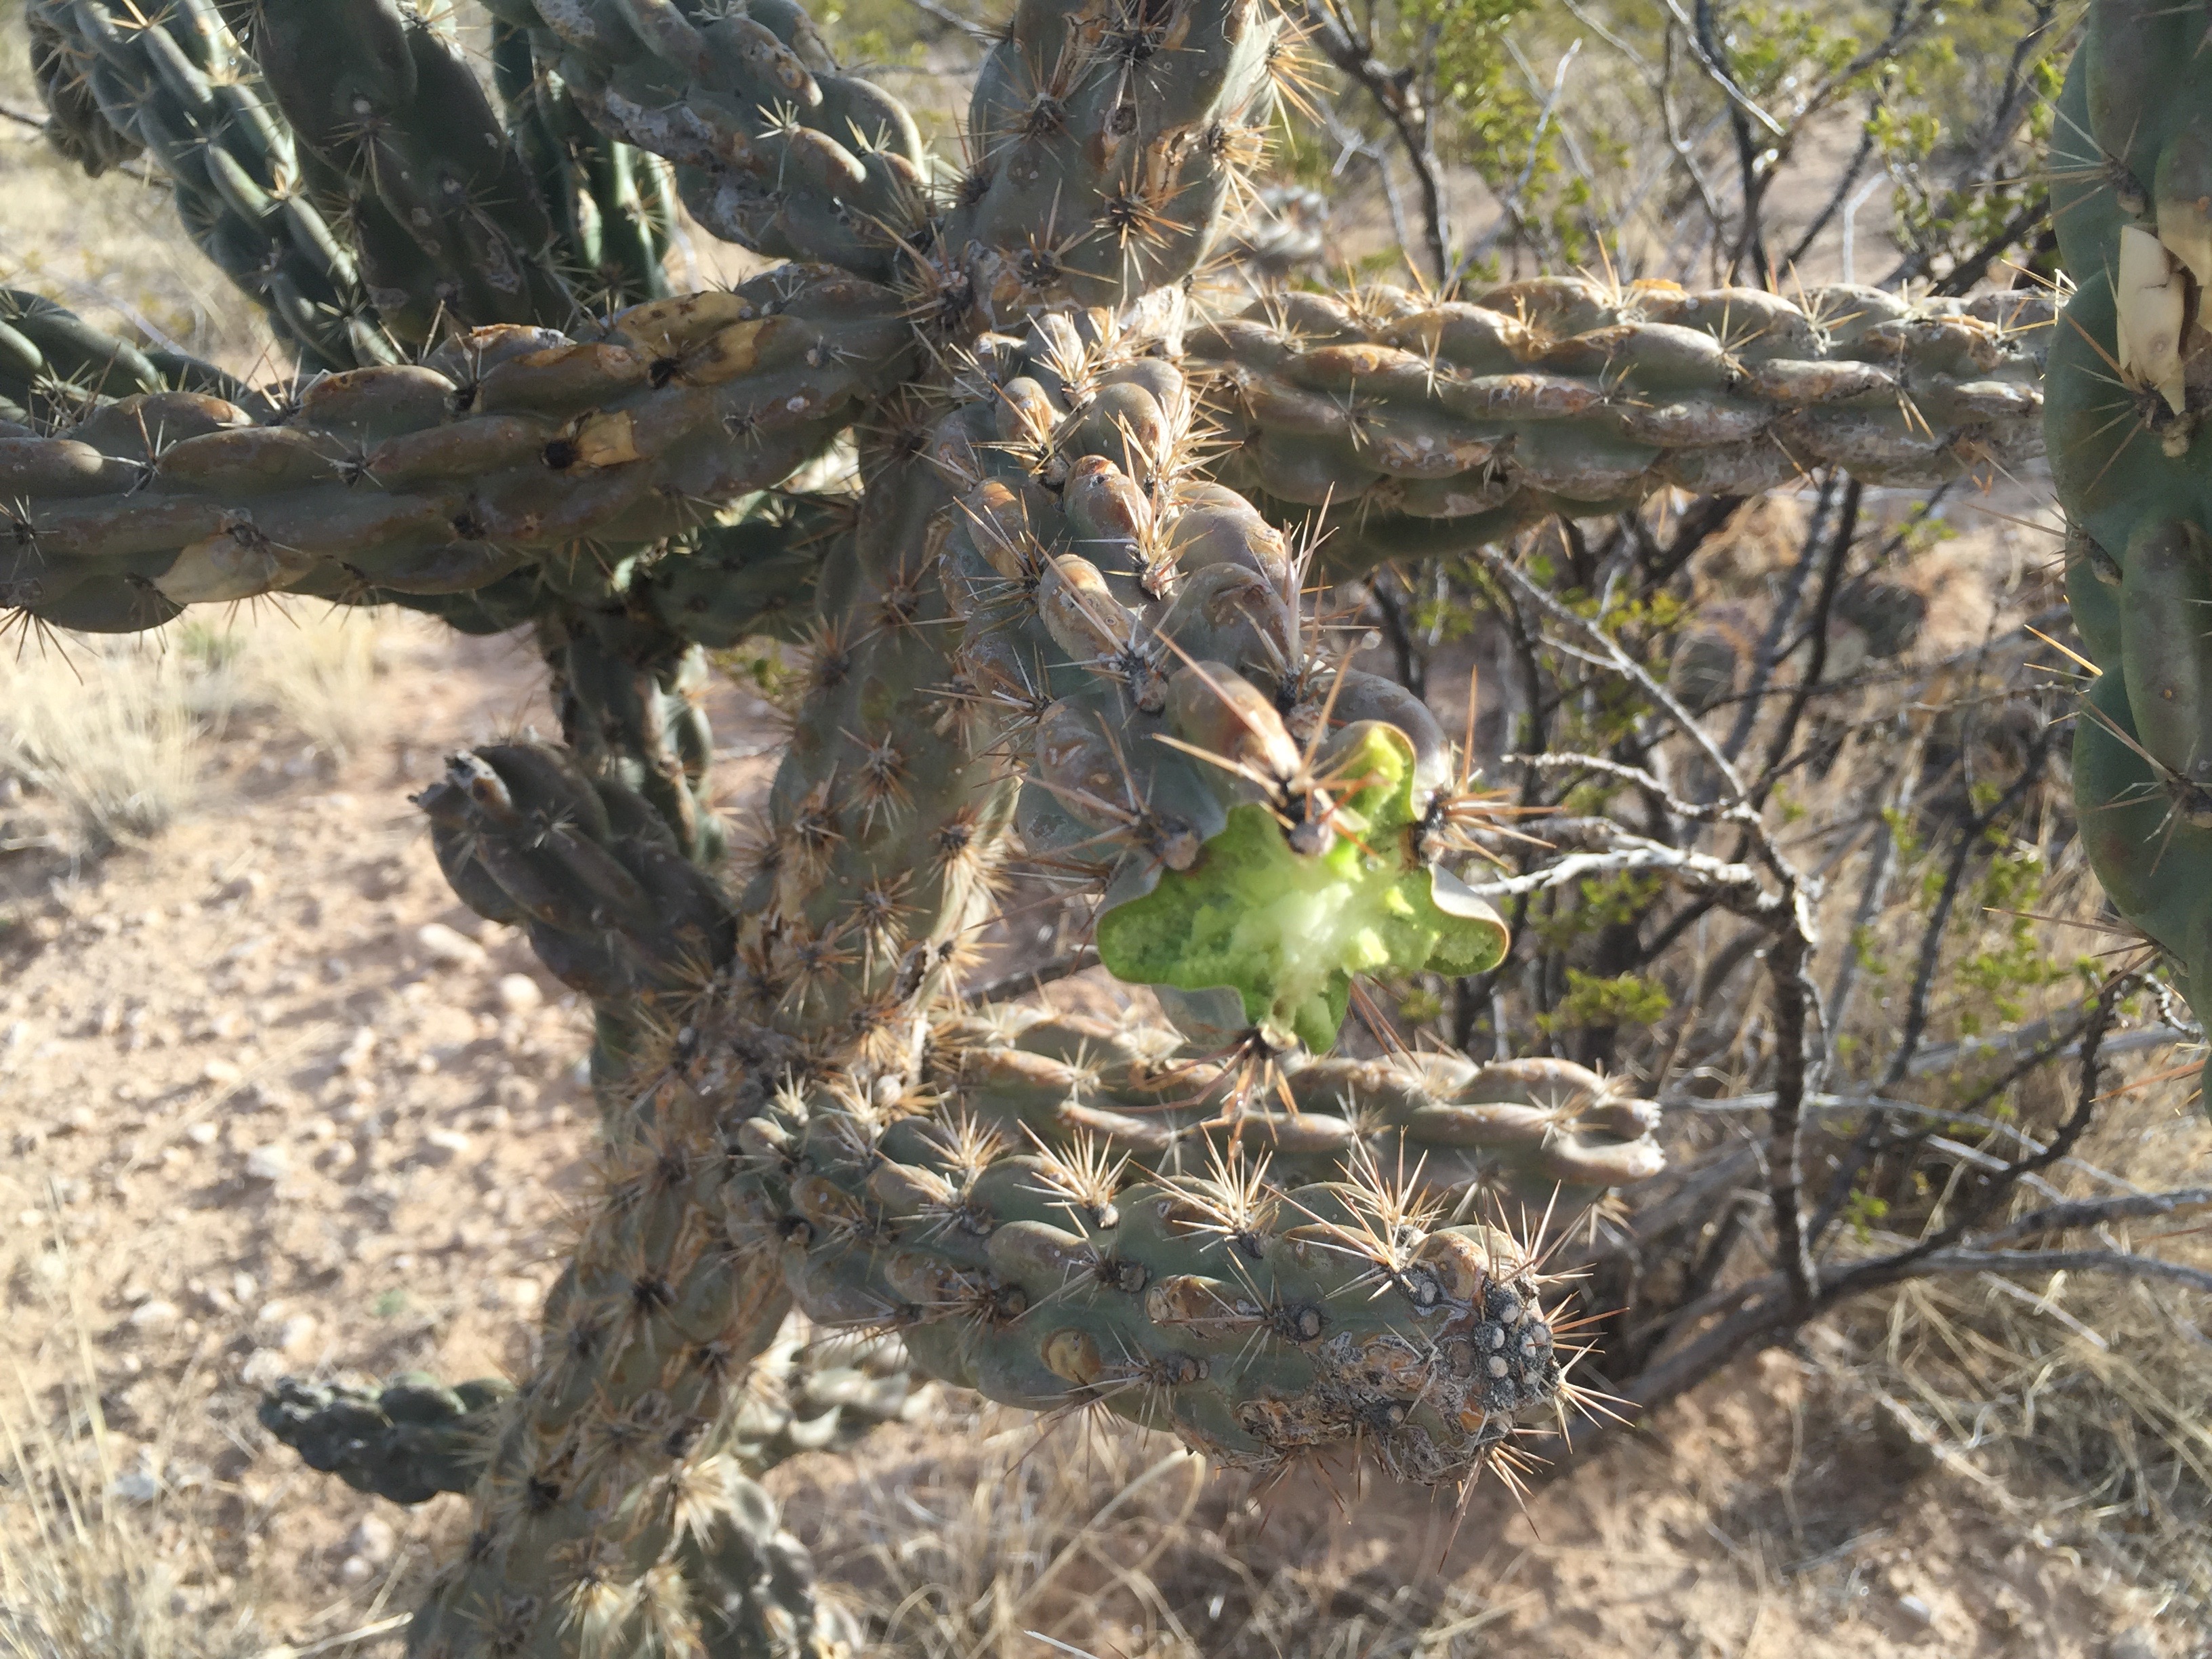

[0,605,417,855]
[1,1223,265,1659]
[0,1216,422,1659]
[0,638,213,853]
[0,1379,264,1659]
[183,606,417,764]
[809,1408,1517,1659]
[1830,1082,2212,1620]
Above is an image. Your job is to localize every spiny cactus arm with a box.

[1,270,914,634]
[398,996,1601,1652]
[25,0,401,372]
[415,739,739,1105]
[1189,277,2052,571]
[642,495,842,649]
[248,0,581,341]
[530,603,728,867]
[485,0,928,283]
[930,1006,1664,1200]
[259,1330,914,1507]
[491,20,682,314]
[26,3,142,175]
[2048,0,2212,1105]
[260,1375,516,1506]
[716,400,1019,1067]
[933,0,1288,325]
[924,308,1511,1056]
[735,1063,1576,1488]
[528,493,846,863]
[0,289,272,432]
[401,1023,846,1659]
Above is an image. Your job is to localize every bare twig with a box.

[1470,541,1749,801]
[1988,1188,2212,1244]
[1659,0,1785,138]
[1298,0,1450,280]
[1767,928,1819,1308]
[898,0,994,41]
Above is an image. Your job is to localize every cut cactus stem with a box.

[1097,722,1509,1052]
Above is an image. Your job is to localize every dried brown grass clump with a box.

[796,1406,1519,1659]
[0,641,213,853]
[190,606,418,764]
[0,605,417,855]
[0,1387,265,1659]
[0,1225,264,1659]
[1829,1082,2212,1620]
[0,1231,417,1659]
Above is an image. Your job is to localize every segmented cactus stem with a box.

[0,271,914,634]
[27,0,402,371]
[1192,278,2051,572]
[2049,0,2212,1111]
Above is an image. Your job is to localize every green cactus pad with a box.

[1097,725,1508,1051]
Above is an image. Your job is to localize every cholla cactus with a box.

[4,0,2068,1653]
[2049,0,2212,1105]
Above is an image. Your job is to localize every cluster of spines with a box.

[725,1046,1598,1491]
